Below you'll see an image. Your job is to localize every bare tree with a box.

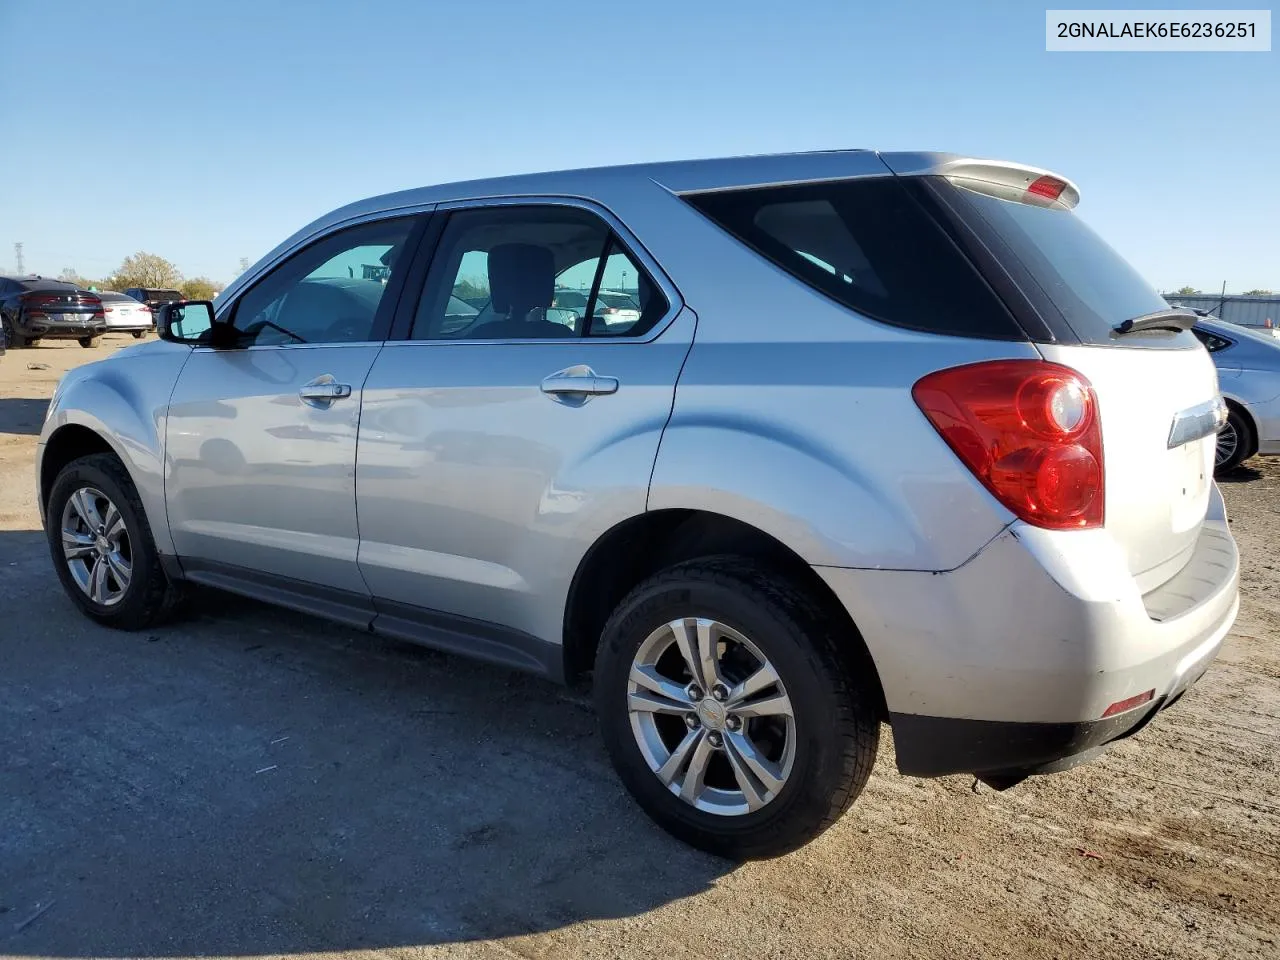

[113,252,183,290]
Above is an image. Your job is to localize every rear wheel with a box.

[79,336,100,348]
[132,330,145,339]
[594,558,879,859]
[46,453,182,630]
[2,314,27,349]
[1215,405,1252,473]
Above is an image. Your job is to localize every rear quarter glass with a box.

[933,177,1197,351]
[683,176,1027,340]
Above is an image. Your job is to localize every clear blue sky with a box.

[1,0,1276,292]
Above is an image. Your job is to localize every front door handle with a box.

[299,375,352,407]
[540,367,619,398]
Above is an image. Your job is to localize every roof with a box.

[221,149,1075,307]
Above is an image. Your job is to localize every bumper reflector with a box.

[1101,689,1155,718]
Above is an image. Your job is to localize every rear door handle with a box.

[540,369,619,397]
[299,375,352,407]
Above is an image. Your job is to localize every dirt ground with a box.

[1,338,1277,960]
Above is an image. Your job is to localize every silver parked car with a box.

[1191,315,1280,472]
[38,151,1239,858]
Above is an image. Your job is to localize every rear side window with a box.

[684,177,1021,339]
[1192,328,1232,353]
[411,205,669,341]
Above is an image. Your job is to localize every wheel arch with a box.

[561,507,887,719]
[40,370,177,557]
[1222,396,1259,459]
[40,424,118,512]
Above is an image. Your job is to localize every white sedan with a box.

[98,291,155,338]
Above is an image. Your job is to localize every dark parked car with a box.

[122,287,183,313]
[0,276,106,348]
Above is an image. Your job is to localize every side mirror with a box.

[157,300,218,345]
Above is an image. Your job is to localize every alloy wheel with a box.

[627,617,796,816]
[1216,418,1239,468]
[60,486,132,606]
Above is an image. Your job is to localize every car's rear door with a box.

[164,215,427,611]
[354,200,693,653]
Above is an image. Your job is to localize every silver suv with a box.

[37,151,1239,858]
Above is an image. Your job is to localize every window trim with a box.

[204,213,432,352]
[385,195,684,346]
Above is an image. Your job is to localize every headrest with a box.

[489,243,554,317]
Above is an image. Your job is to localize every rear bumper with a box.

[17,317,106,338]
[817,484,1238,778]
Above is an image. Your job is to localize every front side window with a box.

[411,205,669,341]
[229,217,416,347]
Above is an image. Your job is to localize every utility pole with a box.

[238,256,250,275]
[13,242,24,275]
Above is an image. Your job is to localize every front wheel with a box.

[132,330,145,339]
[46,453,182,629]
[79,336,101,348]
[594,558,880,859]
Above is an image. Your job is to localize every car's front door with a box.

[355,201,693,650]
[164,215,424,606]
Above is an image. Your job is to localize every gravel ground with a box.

[1,338,1277,959]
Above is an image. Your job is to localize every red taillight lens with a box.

[913,360,1105,530]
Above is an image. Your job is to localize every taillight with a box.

[913,360,1105,530]
[1026,175,1066,202]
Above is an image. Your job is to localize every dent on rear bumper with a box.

[817,486,1238,773]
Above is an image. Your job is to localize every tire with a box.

[79,336,101,348]
[46,452,182,630]
[132,330,145,339]
[1215,405,1252,474]
[594,557,879,859]
[2,314,27,349]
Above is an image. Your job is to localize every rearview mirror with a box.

[157,301,217,344]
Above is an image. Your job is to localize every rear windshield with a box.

[148,289,182,301]
[684,177,1022,339]
[941,181,1173,345]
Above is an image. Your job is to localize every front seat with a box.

[468,243,574,340]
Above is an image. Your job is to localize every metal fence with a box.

[1163,293,1280,329]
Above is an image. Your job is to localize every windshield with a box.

[944,180,1171,344]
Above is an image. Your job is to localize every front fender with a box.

[39,348,188,555]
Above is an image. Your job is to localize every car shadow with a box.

[0,531,731,955]
[0,397,48,437]
[1216,464,1263,483]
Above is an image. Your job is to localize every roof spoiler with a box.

[880,152,1080,209]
